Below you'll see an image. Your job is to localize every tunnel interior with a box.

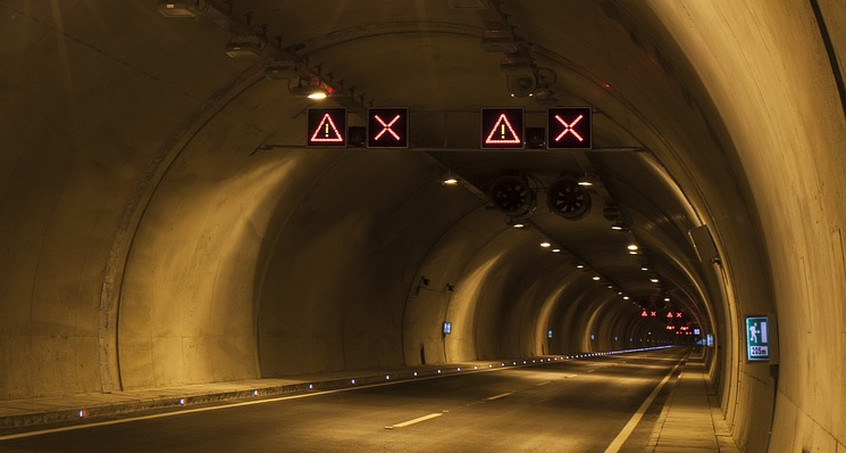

[2,1,846,451]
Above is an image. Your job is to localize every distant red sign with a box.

[547,107,591,149]
[481,108,524,149]
[307,108,346,147]
[368,108,408,148]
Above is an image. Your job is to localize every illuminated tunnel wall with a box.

[1,1,845,452]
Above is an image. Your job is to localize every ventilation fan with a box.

[489,175,536,217]
[547,176,591,220]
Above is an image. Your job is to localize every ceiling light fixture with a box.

[592,276,601,281]
[610,220,631,231]
[290,80,332,99]
[224,37,264,58]
[650,278,660,283]
[265,60,299,80]
[307,88,328,100]
[540,242,551,248]
[551,248,561,253]
[627,244,639,251]
[158,0,203,16]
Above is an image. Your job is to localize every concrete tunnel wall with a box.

[646,1,846,451]
[2,1,846,452]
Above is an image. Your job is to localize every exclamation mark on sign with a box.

[324,124,330,138]
[500,124,506,139]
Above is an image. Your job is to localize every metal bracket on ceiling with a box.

[166,0,373,115]
[477,1,557,104]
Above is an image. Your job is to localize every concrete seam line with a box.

[602,357,685,453]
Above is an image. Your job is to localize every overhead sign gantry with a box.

[305,106,593,150]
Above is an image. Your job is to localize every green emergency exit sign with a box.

[745,316,770,361]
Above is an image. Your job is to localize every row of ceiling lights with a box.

[442,171,669,306]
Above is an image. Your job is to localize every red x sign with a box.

[374,115,400,141]
[547,107,591,149]
[368,108,408,148]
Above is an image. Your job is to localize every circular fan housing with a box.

[547,177,591,220]
[489,175,536,217]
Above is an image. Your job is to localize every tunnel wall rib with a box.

[0,0,252,398]
[648,1,846,451]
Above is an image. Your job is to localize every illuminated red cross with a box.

[554,114,584,142]
[650,311,657,317]
[676,312,683,318]
[373,114,401,141]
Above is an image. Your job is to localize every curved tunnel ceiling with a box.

[79,0,738,395]
[158,0,723,328]
[6,1,846,450]
[2,0,766,391]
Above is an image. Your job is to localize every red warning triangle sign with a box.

[485,113,522,145]
[310,113,344,143]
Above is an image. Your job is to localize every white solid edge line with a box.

[387,412,443,429]
[484,392,513,401]
[602,357,685,453]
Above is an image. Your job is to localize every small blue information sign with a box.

[442,322,452,335]
[745,316,770,362]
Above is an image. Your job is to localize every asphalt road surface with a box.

[0,348,686,453]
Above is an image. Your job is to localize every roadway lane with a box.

[0,349,686,453]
